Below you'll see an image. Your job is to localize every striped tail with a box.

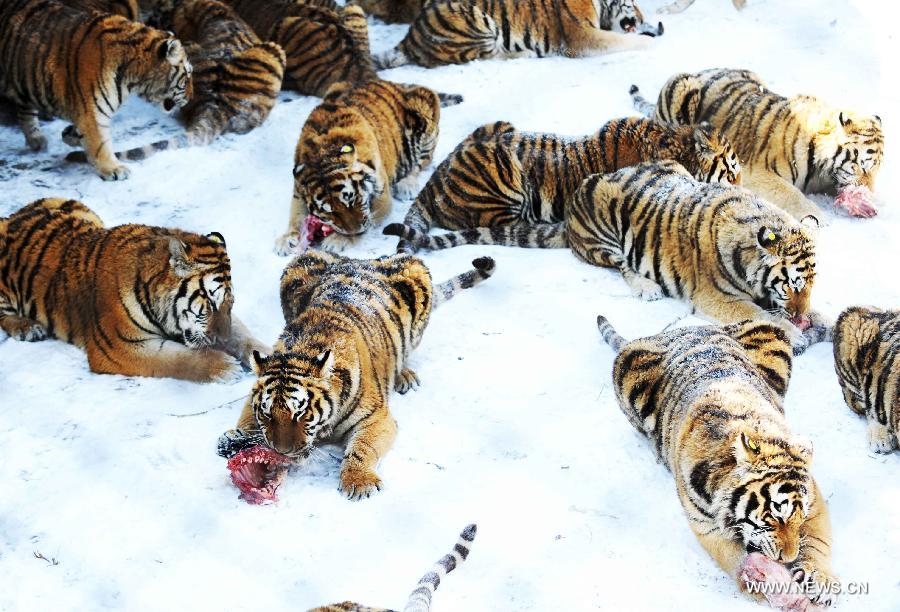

[437,92,464,107]
[596,315,627,352]
[402,524,477,612]
[433,257,495,308]
[64,133,195,163]
[629,84,656,117]
[383,223,567,251]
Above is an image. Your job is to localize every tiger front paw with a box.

[625,273,664,301]
[339,468,383,501]
[6,319,47,342]
[98,164,131,181]
[392,175,419,201]
[25,132,48,152]
[318,232,355,253]
[61,125,84,147]
[792,564,839,607]
[202,350,245,384]
[217,428,260,458]
[867,419,897,453]
[394,367,420,394]
[274,231,303,256]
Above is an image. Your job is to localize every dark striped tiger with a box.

[217,251,494,499]
[310,524,477,612]
[351,0,430,24]
[375,0,662,69]
[382,117,741,253]
[596,315,837,605]
[275,80,462,255]
[833,306,900,453]
[224,0,376,96]
[0,0,193,180]
[0,198,269,382]
[64,0,286,163]
[61,0,140,19]
[570,160,826,354]
[631,68,884,219]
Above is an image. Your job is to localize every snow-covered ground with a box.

[1,0,898,610]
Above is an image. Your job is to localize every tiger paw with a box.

[394,367,420,394]
[205,351,245,384]
[792,564,839,607]
[7,320,47,342]
[61,125,84,147]
[217,428,261,459]
[318,232,355,253]
[339,468,383,501]
[25,132,48,152]
[625,273,664,301]
[867,419,897,454]
[98,164,131,181]
[392,175,419,201]
[274,231,304,256]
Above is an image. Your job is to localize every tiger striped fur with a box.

[217,251,495,499]
[309,524,477,612]
[375,0,662,69]
[631,68,884,219]
[597,316,837,605]
[570,161,825,354]
[833,306,900,453]
[0,0,193,180]
[275,80,460,255]
[383,117,741,253]
[65,0,286,163]
[0,198,268,381]
[61,0,140,19]
[224,0,377,96]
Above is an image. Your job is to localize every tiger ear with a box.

[839,111,852,127]
[161,38,185,65]
[312,350,334,378]
[757,227,779,248]
[206,232,226,247]
[168,237,194,277]
[873,114,882,126]
[736,432,761,464]
[251,350,267,375]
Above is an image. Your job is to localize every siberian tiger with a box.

[0,198,269,382]
[833,306,900,453]
[224,0,377,96]
[0,0,193,180]
[64,0,286,163]
[375,0,662,69]
[570,161,826,354]
[630,68,884,219]
[310,524,477,612]
[382,117,741,253]
[351,0,429,24]
[60,0,140,19]
[275,80,462,255]
[217,251,495,499]
[596,316,837,605]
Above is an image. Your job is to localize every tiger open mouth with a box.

[227,446,292,505]
[620,18,637,32]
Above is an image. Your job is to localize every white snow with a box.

[1,0,899,610]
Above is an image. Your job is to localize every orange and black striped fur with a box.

[61,0,140,19]
[351,0,430,24]
[275,80,462,254]
[0,0,193,180]
[833,306,900,453]
[631,68,884,219]
[597,316,836,605]
[65,0,285,163]
[383,117,741,253]
[571,161,825,354]
[0,199,269,381]
[310,524,477,612]
[375,0,662,69]
[217,251,494,499]
[224,0,376,96]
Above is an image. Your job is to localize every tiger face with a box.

[136,37,194,112]
[693,124,742,185]
[753,223,816,319]
[602,0,645,33]
[730,432,813,563]
[248,351,336,457]
[164,232,233,348]
[829,112,883,190]
[293,142,379,236]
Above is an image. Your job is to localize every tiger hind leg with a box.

[16,106,47,152]
[621,268,664,301]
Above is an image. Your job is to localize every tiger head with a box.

[134,35,193,113]
[599,0,648,34]
[693,124,742,185]
[751,220,817,320]
[728,431,814,563]
[162,232,233,348]
[248,350,336,458]
[293,140,380,237]
[826,112,883,190]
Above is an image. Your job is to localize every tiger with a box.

[223,0,377,96]
[374,0,663,69]
[596,315,837,605]
[216,250,495,499]
[310,524,477,612]
[351,0,430,24]
[832,306,900,453]
[630,68,884,219]
[60,0,140,19]
[0,0,193,180]
[275,79,463,255]
[382,117,741,253]
[0,198,269,382]
[64,0,286,163]
[569,160,827,354]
